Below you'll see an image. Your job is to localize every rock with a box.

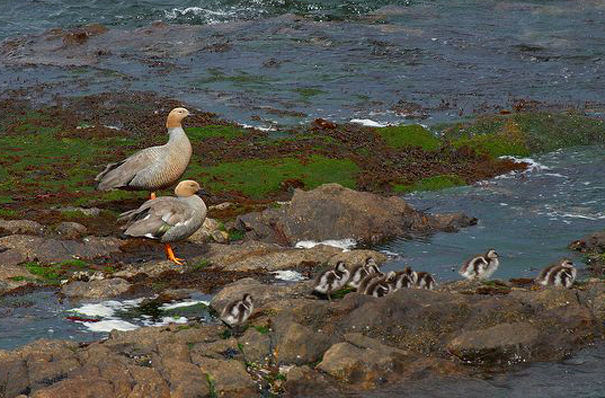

[509,287,580,310]
[54,222,88,239]
[236,183,476,246]
[275,322,331,365]
[590,293,605,322]
[154,358,209,398]
[210,278,311,312]
[209,202,234,211]
[187,217,222,244]
[0,219,44,235]
[282,365,341,398]
[238,328,271,364]
[447,322,540,365]
[212,230,230,243]
[0,235,122,265]
[190,338,243,362]
[316,334,405,387]
[61,277,131,299]
[197,357,256,397]
[204,239,385,272]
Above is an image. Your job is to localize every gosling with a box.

[348,257,380,290]
[313,261,350,301]
[459,249,499,281]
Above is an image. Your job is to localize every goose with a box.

[459,249,499,281]
[536,259,577,288]
[95,107,193,200]
[365,271,397,297]
[348,257,380,290]
[313,261,350,301]
[118,180,207,265]
[220,294,255,328]
[415,272,437,290]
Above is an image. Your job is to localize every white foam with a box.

[349,119,389,127]
[499,156,551,172]
[271,270,306,282]
[141,317,188,327]
[160,300,209,310]
[82,319,139,332]
[241,124,276,132]
[295,238,357,251]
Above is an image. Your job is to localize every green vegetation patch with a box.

[293,87,325,99]
[188,155,360,199]
[393,174,466,194]
[376,125,440,150]
[443,112,605,156]
[24,262,62,282]
[186,125,246,141]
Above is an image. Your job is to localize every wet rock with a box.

[509,286,580,310]
[205,239,385,272]
[54,222,88,240]
[282,365,341,398]
[0,219,44,236]
[317,334,406,387]
[61,277,131,299]
[236,183,476,246]
[0,235,122,265]
[275,322,331,365]
[190,338,243,362]
[590,293,605,322]
[197,357,256,397]
[448,322,540,365]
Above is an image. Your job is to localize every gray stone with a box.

[61,277,131,299]
[55,222,88,239]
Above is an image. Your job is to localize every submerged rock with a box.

[236,183,476,246]
[61,277,131,299]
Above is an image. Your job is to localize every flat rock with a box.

[204,240,386,272]
[447,322,540,365]
[54,222,88,240]
[61,277,131,299]
[236,183,476,246]
[275,322,331,365]
[0,219,44,236]
[197,357,256,397]
[0,235,122,265]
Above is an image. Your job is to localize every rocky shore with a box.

[0,183,603,397]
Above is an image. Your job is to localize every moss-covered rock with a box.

[375,124,440,150]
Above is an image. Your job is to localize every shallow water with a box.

[378,145,605,281]
[1,0,604,126]
[0,290,213,350]
[361,342,605,398]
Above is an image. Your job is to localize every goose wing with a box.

[119,197,194,239]
[95,145,163,191]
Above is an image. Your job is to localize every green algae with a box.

[187,155,360,199]
[376,124,440,150]
[186,125,246,141]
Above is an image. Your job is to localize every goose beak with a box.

[196,188,209,196]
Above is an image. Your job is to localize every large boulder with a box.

[61,278,131,299]
[236,183,476,245]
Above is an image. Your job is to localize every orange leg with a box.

[150,192,157,200]
[164,243,184,265]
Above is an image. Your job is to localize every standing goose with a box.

[313,261,350,301]
[459,249,500,281]
[536,259,577,288]
[220,294,254,329]
[95,107,193,199]
[118,180,207,265]
[348,257,380,290]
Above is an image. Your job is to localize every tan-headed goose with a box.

[536,259,577,288]
[118,180,207,265]
[313,261,350,301]
[95,107,193,199]
[348,257,380,290]
[459,249,499,281]
[220,294,254,328]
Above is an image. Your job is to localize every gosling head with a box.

[560,258,574,268]
[166,107,191,128]
[174,180,203,197]
[242,294,254,305]
[335,261,348,274]
[486,249,499,259]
